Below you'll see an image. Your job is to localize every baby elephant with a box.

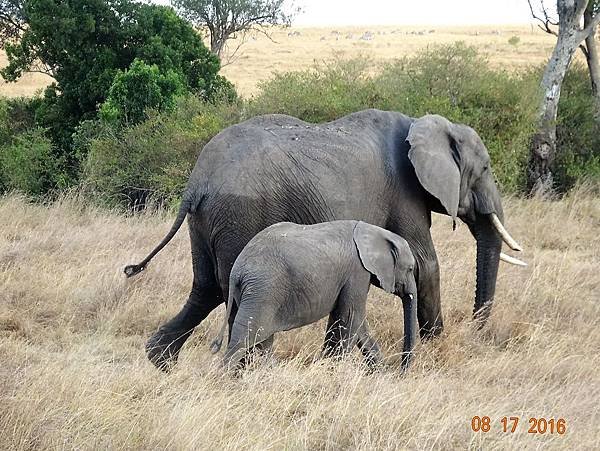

[211,220,418,370]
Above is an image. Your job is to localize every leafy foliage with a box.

[0,127,58,195]
[0,96,66,194]
[555,63,600,188]
[100,59,186,126]
[0,0,232,182]
[84,96,242,207]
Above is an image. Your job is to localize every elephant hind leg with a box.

[223,306,275,371]
[146,232,223,371]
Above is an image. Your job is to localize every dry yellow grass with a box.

[1,186,599,449]
[0,25,560,98]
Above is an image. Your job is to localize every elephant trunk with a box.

[401,293,418,370]
[470,214,502,324]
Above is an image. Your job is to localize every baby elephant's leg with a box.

[255,335,274,356]
[322,313,347,359]
[223,303,274,371]
[356,323,384,368]
[323,275,375,362]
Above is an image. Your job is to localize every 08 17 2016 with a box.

[470,416,567,434]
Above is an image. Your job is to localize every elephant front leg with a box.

[416,254,443,340]
[322,314,347,359]
[322,278,371,362]
[356,324,384,369]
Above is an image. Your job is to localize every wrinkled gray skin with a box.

[210,220,418,371]
[125,109,506,371]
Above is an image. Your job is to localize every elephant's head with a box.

[353,221,417,298]
[407,114,525,320]
[353,221,418,367]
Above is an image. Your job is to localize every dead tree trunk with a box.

[584,10,600,117]
[528,32,580,193]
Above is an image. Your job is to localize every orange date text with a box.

[470,416,566,434]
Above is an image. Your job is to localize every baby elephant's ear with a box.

[353,222,395,293]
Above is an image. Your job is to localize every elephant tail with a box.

[210,284,237,354]
[123,191,198,278]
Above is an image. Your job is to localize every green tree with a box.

[100,59,185,125]
[1,0,230,182]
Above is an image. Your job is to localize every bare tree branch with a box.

[528,0,560,36]
[172,0,298,59]
[578,7,600,38]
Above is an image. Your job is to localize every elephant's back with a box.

[188,113,396,222]
[231,222,355,318]
[189,110,411,188]
[236,221,357,279]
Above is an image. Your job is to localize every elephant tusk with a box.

[500,252,528,267]
[490,213,523,252]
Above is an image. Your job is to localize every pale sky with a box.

[293,0,536,26]
[153,0,544,26]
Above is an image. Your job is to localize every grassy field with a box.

[1,186,599,449]
[0,25,559,98]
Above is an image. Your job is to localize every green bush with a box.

[0,127,59,195]
[83,95,241,208]
[0,96,40,144]
[250,43,539,192]
[247,58,381,122]
[554,64,600,189]
[100,59,186,126]
[1,1,234,179]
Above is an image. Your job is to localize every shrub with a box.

[508,36,520,46]
[555,64,600,189]
[0,96,40,144]
[249,43,539,192]
[83,96,241,208]
[247,58,380,122]
[100,59,186,126]
[0,127,59,195]
[1,1,233,179]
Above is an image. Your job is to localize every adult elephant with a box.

[125,109,526,370]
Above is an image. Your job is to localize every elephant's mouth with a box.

[460,196,528,267]
[489,213,527,267]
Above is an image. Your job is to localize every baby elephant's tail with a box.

[210,285,237,354]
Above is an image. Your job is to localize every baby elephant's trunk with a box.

[401,292,418,370]
[210,287,236,354]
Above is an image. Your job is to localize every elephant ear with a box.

[353,222,396,293]
[407,115,460,218]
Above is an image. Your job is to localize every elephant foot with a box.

[145,327,190,372]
